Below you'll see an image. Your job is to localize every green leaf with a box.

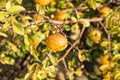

[36,4,45,15]
[25,71,33,80]
[2,22,10,31]
[17,50,24,57]
[12,22,24,35]
[71,23,79,31]
[71,17,77,22]
[114,72,120,80]
[108,26,119,34]
[112,54,120,62]
[31,32,45,42]
[46,66,55,73]
[6,0,12,10]
[8,5,25,14]
[3,57,15,65]
[74,70,82,76]
[49,54,57,64]
[48,72,56,78]
[0,12,6,22]
[64,25,71,31]
[76,12,84,19]
[30,46,40,62]
[106,12,120,29]
[86,38,93,47]
[24,35,32,46]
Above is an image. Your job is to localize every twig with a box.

[23,17,103,27]
[62,59,68,70]
[48,17,103,24]
[57,27,86,62]
[99,21,112,56]
[99,21,108,33]
[108,34,112,56]
[63,6,88,12]
[99,20,113,80]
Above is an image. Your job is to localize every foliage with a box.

[0,0,120,80]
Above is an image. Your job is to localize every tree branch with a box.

[99,21,112,56]
[23,17,103,27]
[57,27,86,62]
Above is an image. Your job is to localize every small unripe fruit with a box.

[55,11,66,21]
[46,33,68,51]
[89,29,102,43]
[35,0,52,6]
[99,6,111,18]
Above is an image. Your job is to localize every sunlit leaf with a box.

[76,12,84,19]
[6,0,12,10]
[114,72,120,80]
[0,57,15,65]
[12,22,24,35]
[112,54,120,62]
[8,5,25,14]
[0,12,6,22]
[9,43,18,52]
[37,69,47,79]
[49,54,57,64]
[48,72,56,78]
[106,11,120,35]
[24,35,32,46]
[99,64,109,73]
[30,46,40,62]
[31,31,45,42]
[0,32,8,37]
[71,23,79,31]
[71,17,77,22]
[88,0,97,10]
[81,21,90,27]
[24,71,33,80]
[36,4,45,15]
[74,70,82,76]
[2,22,10,31]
